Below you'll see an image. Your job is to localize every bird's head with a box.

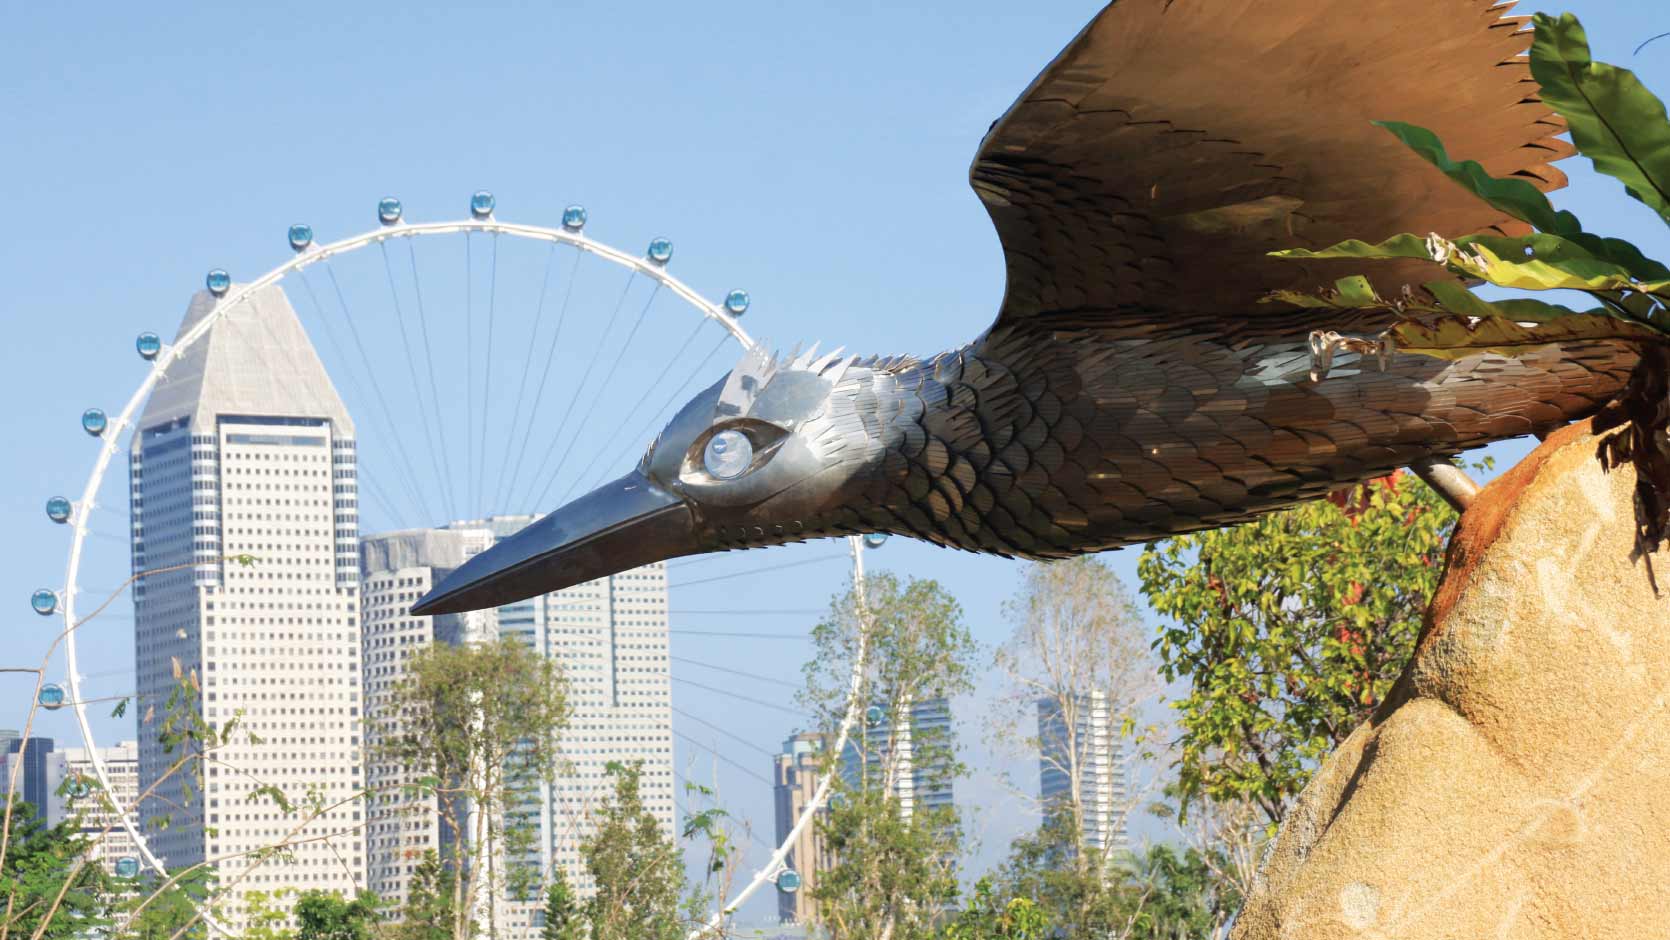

[412,344,892,615]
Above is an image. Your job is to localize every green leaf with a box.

[1374,120,1580,235]
[110,697,128,719]
[1531,13,1670,225]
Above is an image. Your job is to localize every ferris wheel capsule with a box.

[865,704,885,726]
[287,223,314,252]
[562,205,587,231]
[114,857,140,879]
[724,289,750,316]
[45,497,72,524]
[646,237,673,265]
[863,533,889,549]
[377,196,403,226]
[38,684,66,710]
[204,269,231,296]
[31,589,58,615]
[135,332,162,360]
[470,191,495,219]
[775,868,802,893]
[81,408,108,436]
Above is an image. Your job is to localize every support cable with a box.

[672,677,808,718]
[406,239,460,523]
[671,655,800,691]
[670,554,847,590]
[498,249,584,511]
[562,317,710,503]
[534,283,664,510]
[672,705,779,758]
[490,241,560,510]
[587,331,732,495]
[294,270,415,529]
[518,270,638,514]
[378,241,454,526]
[476,232,500,515]
[322,264,437,523]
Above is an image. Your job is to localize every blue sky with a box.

[2,0,1667,924]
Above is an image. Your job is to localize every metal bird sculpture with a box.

[413,0,1636,616]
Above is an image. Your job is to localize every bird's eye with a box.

[702,429,754,480]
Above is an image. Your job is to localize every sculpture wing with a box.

[973,0,1570,324]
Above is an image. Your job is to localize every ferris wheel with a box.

[22,193,883,936]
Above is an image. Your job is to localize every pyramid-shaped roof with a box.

[139,284,355,437]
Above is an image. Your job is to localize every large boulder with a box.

[1233,420,1670,939]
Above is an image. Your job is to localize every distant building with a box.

[56,741,142,874]
[773,731,829,924]
[130,284,365,926]
[841,697,956,820]
[360,516,675,940]
[360,527,495,921]
[1037,690,1128,855]
[0,735,55,820]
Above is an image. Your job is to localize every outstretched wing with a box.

[973,0,1570,324]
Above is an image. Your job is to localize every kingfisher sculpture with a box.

[413,0,1637,616]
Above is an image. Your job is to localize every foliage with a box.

[1138,471,1457,826]
[241,889,297,940]
[393,851,459,940]
[1124,844,1240,940]
[0,803,108,940]
[993,808,1133,939]
[1263,12,1670,547]
[115,868,218,940]
[575,761,690,940]
[942,878,1050,940]
[374,637,571,940]
[294,890,381,940]
[991,556,1155,929]
[539,870,582,940]
[800,572,979,940]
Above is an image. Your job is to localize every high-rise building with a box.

[455,517,675,907]
[360,527,495,919]
[1037,690,1128,855]
[56,741,142,874]
[772,732,828,924]
[1,736,55,820]
[359,515,675,939]
[130,285,365,922]
[842,697,956,821]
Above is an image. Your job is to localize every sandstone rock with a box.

[1233,420,1670,940]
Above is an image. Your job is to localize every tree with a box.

[538,870,581,940]
[991,556,1156,934]
[394,851,457,940]
[1264,13,1670,550]
[294,890,381,940]
[577,761,688,940]
[800,572,979,940]
[942,878,1050,940]
[374,637,571,940]
[1138,470,1454,826]
[0,803,108,940]
[1124,844,1240,940]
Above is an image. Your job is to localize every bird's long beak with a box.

[410,470,696,615]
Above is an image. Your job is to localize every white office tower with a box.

[842,697,955,821]
[360,516,674,938]
[1037,690,1128,855]
[130,285,365,923]
[360,528,495,920]
[455,517,675,911]
[54,741,142,874]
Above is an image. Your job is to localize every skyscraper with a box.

[1037,690,1128,855]
[360,527,495,918]
[130,285,365,921]
[0,735,55,820]
[456,517,675,904]
[772,731,828,924]
[56,741,142,874]
[359,515,675,938]
[842,697,956,821]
